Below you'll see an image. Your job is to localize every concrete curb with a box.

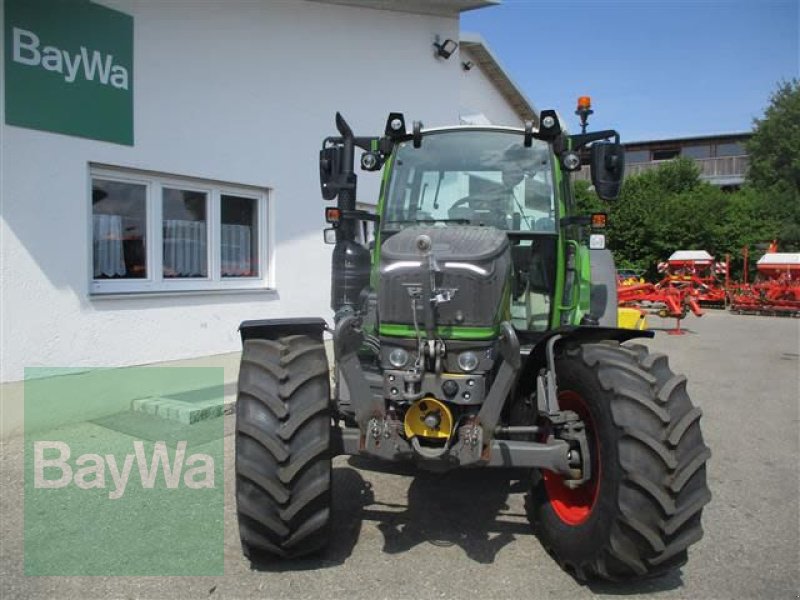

[130,396,227,424]
[130,380,237,425]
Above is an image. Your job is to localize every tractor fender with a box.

[517,326,653,395]
[239,317,328,344]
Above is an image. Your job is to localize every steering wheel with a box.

[448,194,493,215]
[448,193,511,229]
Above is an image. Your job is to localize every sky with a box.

[460,0,799,142]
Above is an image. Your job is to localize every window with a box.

[681,145,711,159]
[652,148,680,161]
[221,195,259,277]
[384,130,556,233]
[625,150,649,164]
[716,142,745,157]
[92,179,147,279]
[355,202,376,247]
[162,188,208,279]
[90,166,270,294]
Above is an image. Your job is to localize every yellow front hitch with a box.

[403,396,454,442]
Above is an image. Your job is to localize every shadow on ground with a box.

[649,329,699,336]
[247,462,533,570]
[247,460,686,593]
[587,570,684,595]
[354,460,533,564]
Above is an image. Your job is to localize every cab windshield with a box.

[383,130,556,233]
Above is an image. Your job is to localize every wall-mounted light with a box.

[433,37,458,59]
[461,60,474,71]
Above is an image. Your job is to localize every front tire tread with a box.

[530,341,711,582]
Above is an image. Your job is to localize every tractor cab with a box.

[378,128,558,333]
[320,107,626,338]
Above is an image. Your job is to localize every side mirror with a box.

[319,146,343,201]
[590,142,625,200]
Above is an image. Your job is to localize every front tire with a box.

[530,342,711,581]
[235,335,332,560]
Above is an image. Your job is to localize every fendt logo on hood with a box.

[12,27,129,90]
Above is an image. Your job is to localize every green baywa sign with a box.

[4,0,134,145]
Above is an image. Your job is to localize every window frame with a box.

[89,165,272,295]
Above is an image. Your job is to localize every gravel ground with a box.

[1,310,798,599]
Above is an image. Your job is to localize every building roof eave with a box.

[459,32,537,124]
[625,131,752,148]
[308,0,499,17]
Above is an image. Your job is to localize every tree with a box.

[648,156,701,195]
[745,79,800,250]
[573,179,604,215]
[746,79,800,191]
[598,158,708,277]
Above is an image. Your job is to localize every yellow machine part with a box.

[620,276,644,286]
[403,397,454,440]
[618,307,648,330]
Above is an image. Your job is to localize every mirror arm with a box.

[569,129,620,151]
[323,136,380,154]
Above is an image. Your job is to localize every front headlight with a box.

[457,351,479,372]
[388,347,409,368]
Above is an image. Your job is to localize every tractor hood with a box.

[379,226,512,333]
[382,225,511,263]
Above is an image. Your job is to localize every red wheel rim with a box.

[542,390,600,526]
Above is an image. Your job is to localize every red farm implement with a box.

[655,250,727,306]
[616,250,730,334]
[617,280,703,335]
[729,249,800,317]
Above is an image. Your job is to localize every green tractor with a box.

[234,107,711,581]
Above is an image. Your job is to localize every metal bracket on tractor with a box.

[330,313,578,474]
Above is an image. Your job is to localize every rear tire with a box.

[235,335,332,559]
[530,342,711,581]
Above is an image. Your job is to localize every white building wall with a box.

[459,46,523,126]
[0,0,464,381]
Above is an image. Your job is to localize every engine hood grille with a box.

[381,226,509,263]
[379,226,512,331]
